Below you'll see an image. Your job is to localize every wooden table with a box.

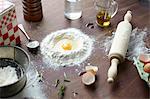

[10,0,150,99]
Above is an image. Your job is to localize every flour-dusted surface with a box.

[6,62,47,99]
[99,28,150,61]
[0,66,18,87]
[40,28,94,69]
[126,28,150,60]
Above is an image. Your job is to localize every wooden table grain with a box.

[9,0,150,99]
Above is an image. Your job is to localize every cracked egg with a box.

[53,36,84,52]
[41,28,94,67]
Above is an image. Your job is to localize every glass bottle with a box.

[22,0,43,22]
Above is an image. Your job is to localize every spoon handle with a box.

[18,24,31,41]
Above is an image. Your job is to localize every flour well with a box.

[0,66,18,87]
[40,28,94,69]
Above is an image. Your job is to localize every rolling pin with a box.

[107,11,132,83]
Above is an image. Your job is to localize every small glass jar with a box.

[94,0,118,27]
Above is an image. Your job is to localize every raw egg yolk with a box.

[62,41,72,50]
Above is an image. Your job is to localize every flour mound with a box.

[40,28,94,69]
[0,66,18,87]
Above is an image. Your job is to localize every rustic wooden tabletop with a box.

[8,0,150,99]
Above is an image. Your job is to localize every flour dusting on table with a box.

[0,66,18,87]
[99,28,150,61]
[40,28,94,69]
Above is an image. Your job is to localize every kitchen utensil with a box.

[18,24,40,52]
[0,46,30,98]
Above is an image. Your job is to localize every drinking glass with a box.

[94,0,118,27]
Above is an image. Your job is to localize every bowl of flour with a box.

[0,46,30,98]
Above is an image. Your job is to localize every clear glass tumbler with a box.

[64,0,82,20]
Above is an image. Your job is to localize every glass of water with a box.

[64,0,82,20]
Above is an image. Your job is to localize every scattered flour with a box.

[0,66,18,87]
[99,28,150,61]
[127,28,150,60]
[40,28,94,69]
[6,62,47,99]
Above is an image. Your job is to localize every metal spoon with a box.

[18,24,40,50]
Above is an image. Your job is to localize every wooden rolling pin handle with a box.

[124,11,132,22]
[107,58,119,83]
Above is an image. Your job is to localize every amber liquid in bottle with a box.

[96,10,111,27]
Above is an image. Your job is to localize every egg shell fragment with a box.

[139,54,150,64]
[82,71,95,85]
[85,66,98,74]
